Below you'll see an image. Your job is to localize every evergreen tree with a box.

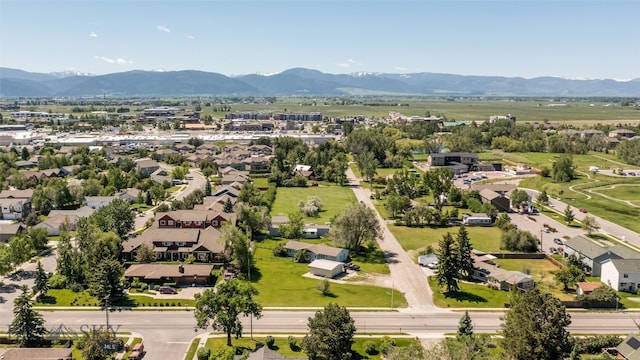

[435,233,460,296]
[456,226,475,280]
[145,191,153,206]
[204,180,212,196]
[33,261,49,300]
[10,285,47,347]
[457,311,474,340]
[223,197,234,213]
[501,288,572,360]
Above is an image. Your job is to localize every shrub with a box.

[69,282,84,293]
[154,285,160,291]
[364,341,377,355]
[272,243,287,257]
[379,336,396,355]
[196,347,211,360]
[48,274,67,289]
[138,283,148,292]
[265,336,275,349]
[287,336,298,351]
[316,279,330,296]
[574,335,623,354]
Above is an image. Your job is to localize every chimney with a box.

[178,264,184,273]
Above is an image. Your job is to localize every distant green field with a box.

[6,99,640,125]
[481,150,640,171]
[269,184,357,224]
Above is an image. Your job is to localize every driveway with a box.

[0,243,58,315]
[346,167,435,311]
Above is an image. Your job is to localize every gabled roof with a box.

[0,189,34,199]
[617,334,640,360]
[0,222,25,235]
[48,205,95,218]
[284,240,346,258]
[479,188,501,201]
[124,263,214,279]
[309,259,344,271]
[39,213,79,228]
[564,235,609,260]
[138,227,202,243]
[212,186,240,198]
[245,346,304,360]
[135,158,160,169]
[607,259,640,274]
[577,281,603,293]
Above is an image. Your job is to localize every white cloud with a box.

[157,25,171,33]
[95,56,115,64]
[89,32,98,38]
[338,59,362,68]
[95,56,132,65]
[186,35,195,40]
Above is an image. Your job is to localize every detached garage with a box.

[308,259,345,279]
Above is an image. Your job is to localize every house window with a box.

[168,220,174,226]
[163,241,172,246]
[212,220,218,226]
[160,220,166,225]
[177,242,185,246]
[624,274,629,278]
[184,221,191,225]
[196,221,202,226]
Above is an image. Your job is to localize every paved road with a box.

[0,244,58,314]
[521,188,640,246]
[345,167,434,310]
[134,168,207,231]
[1,309,638,360]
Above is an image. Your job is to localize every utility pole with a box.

[103,296,110,331]
[391,280,394,310]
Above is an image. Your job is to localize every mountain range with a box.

[1,67,638,97]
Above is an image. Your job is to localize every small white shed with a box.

[308,259,345,278]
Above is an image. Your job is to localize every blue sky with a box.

[1,0,638,80]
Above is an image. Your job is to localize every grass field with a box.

[251,240,405,308]
[35,289,195,307]
[9,99,640,125]
[269,184,357,224]
[388,224,504,258]
[519,173,640,233]
[204,336,419,359]
[481,150,640,172]
[428,276,511,308]
[591,184,640,201]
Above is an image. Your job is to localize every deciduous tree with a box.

[329,202,381,253]
[564,206,575,224]
[581,215,600,235]
[194,279,262,346]
[301,303,356,360]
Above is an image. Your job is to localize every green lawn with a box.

[492,259,571,300]
[204,336,419,359]
[270,185,357,224]
[519,173,640,233]
[591,184,640,201]
[251,240,405,308]
[35,289,195,307]
[388,224,504,258]
[428,277,511,308]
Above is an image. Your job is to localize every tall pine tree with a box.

[435,233,460,296]
[456,226,475,280]
[501,288,572,360]
[457,311,474,340]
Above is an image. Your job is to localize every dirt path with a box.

[588,183,640,208]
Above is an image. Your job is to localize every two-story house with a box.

[0,198,31,220]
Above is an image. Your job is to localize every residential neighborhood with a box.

[0,99,640,360]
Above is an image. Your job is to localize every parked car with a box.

[549,247,558,254]
[579,208,587,213]
[629,172,637,176]
[427,261,439,269]
[158,286,177,294]
[553,238,563,245]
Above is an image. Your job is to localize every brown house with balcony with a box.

[155,210,236,229]
[122,226,227,262]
